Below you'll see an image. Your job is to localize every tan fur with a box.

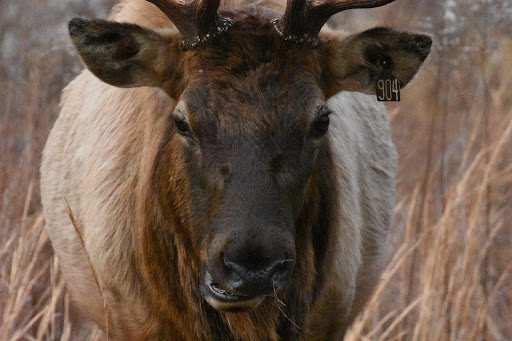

[40,0,428,339]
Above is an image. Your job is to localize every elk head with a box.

[68,0,431,312]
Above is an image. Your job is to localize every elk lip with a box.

[209,281,239,297]
[201,271,264,312]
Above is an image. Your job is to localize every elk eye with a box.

[175,119,191,136]
[311,115,330,138]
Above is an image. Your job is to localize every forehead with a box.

[179,13,325,139]
[185,12,322,78]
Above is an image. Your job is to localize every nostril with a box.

[270,259,293,290]
[271,266,285,289]
[226,269,243,287]
[220,253,242,285]
[222,252,238,273]
[220,247,295,295]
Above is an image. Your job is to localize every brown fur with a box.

[40,0,431,339]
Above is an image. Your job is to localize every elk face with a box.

[176,44,329,310]
[68,0,431,312]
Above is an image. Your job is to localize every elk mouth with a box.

[201,271,264,312]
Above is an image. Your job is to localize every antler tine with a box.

[276,0,308,41]
[308,0,396,34]
[275,0,396,46]
[146,0,232,49]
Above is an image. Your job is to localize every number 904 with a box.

[377,78,400,102]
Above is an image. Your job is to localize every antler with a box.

[146,0,233,49]
[273,0,396,46]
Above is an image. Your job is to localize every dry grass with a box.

[1,0,511,340]
[346,114,512,340]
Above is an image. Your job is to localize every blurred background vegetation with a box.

[1,0,511,340]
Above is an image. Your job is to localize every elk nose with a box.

[222,252,294,297]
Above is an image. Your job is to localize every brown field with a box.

[1,1,511,340]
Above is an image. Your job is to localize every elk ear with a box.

[320,27,432,98]
[68,18,183,91]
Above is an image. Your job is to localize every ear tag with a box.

[376,57,400,102]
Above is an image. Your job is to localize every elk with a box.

[40,0,431,339]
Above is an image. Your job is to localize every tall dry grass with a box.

[1,0,511,340]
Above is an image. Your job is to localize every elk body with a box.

[40,0,431,339]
